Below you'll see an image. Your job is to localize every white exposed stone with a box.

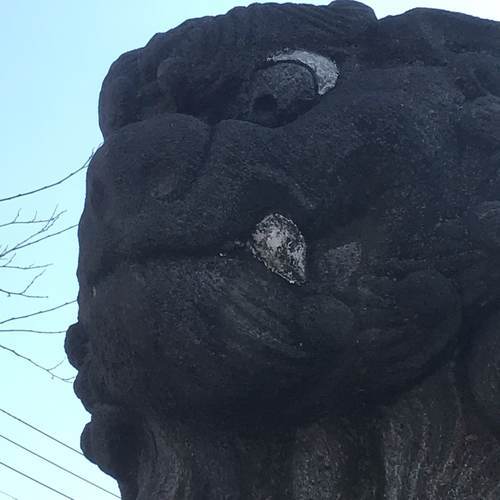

[268,50,339,95]
[248,213,306,284]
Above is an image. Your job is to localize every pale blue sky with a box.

[1,1,499,498]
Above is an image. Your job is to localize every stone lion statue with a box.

[66,1,500,498]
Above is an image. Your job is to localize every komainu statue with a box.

[66,1,500,497]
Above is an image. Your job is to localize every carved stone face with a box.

[66,0,500,427]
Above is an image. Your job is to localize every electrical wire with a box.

[0,489,19,500]
[0,460,73,500]
[0,407,83,456]
[0,433,119,498]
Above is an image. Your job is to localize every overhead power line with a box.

[0,489,19,500]
[0,433,119,498]
[0,407,83,456]
[0,460,73,500]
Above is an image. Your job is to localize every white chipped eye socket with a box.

[267,49,339,96]
[247,213,306,285]
[245,49,339,127]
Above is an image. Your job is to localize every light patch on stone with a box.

[268,50,339,95]
[249,213,306,284]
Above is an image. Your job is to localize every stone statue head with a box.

[66,1,500,497]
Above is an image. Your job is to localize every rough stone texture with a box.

[66,1,500,498]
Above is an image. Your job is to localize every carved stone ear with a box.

[328,0,378,22]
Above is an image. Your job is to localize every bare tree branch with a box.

[0,153,95,371]
[0,255,16,267]
[0,270,48,299]
[46,359,65,371]
[0,300,76,326]
[0,290,48,299]
[0,224,77,259]
[0,151,94,203]
[0,246,11,260]
[0,344,74,382]
[0,209,67,228]
[0,262,52,271]
[0,206,65,258]
[0,329,65,334]
[0,209,21,227]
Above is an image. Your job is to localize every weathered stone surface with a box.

[66,1,500,497]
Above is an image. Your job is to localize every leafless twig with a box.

[0,153,95,370]
[0,262,52,271]
[0,329,65,334]
[0,209,67,228]
[0,270,47,298]
[0,255,15,267]
[46,359,65,371]
[0,206,64,257]
[0,300,76,326]
[0,224,78,259]
[0,344,74,382]
[0,151,94,203]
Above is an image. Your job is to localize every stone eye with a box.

[268,50,339,96]
[248,213,306,284]
[245,50,339,127]
[247,63,317,126]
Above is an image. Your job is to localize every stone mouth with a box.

[85,227,305,294]
[74,249,319,417]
